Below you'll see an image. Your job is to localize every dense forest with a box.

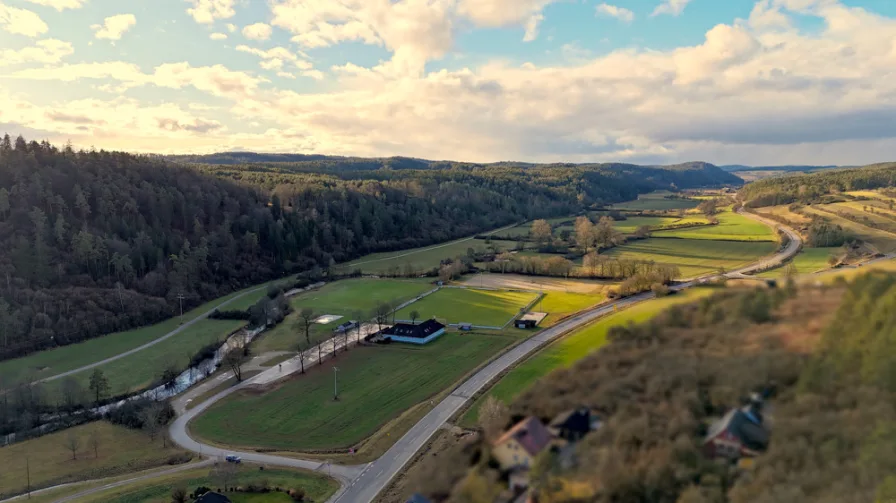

[423,273,896,502]
[0,137,738,361]
[739,162,896,207]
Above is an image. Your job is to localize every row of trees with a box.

[1,137,735,361]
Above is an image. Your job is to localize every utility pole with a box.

[25,456,30,499]
[176,293,185,317]
[333,367,339,401]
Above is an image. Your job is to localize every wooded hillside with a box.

[739,162,896,207]
[0,137,737,362]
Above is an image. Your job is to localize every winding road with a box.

[6,210,802,503]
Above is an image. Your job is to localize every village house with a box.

[548,407,601,443]
[492,416,553,471]
[703,393,770,461]
[380,319,447,345]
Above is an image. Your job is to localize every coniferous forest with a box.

[0,136,740,361]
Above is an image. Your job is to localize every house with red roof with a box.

[492,416,553,471]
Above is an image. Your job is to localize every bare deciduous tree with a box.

[224,349,243,383]
[409,310,420,325]
[88,427,100,458]
[64,430,81,460]
[140,402,164,443]
[211,460,239,491]
[478,396,510,443]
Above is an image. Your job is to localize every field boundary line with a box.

[500,292,546,330]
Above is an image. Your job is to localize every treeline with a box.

[740,162,896,207]
[0,136,737,361]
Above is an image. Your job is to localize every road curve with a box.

[32,211,800,503]
[27,286,267,386]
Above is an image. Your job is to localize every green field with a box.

[536,291,607,326]
[75,466,338,503]
[339,232,520,274]
[0,421,191,499]
[603,238,777,278]
[253,279,436,353]
[756,247,839,278]
[192,332,523,451]
[652,210,777,241]
[801,205,896,253]
[393,288,539,327]
[0,285,271,389]
[460,288,717,427]
[610,191,700,211]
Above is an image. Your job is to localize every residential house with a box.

[703,394,770,460]
[381,319,446,345]
[548,407,601,443]
[492,416,553,471]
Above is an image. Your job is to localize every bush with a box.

[289,488,306,501]
[651,283,671,297]
[209,308,250,321]
[106,398,175,430]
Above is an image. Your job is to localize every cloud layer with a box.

[2,0,896,167]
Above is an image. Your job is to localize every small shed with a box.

[515,312,547,329]
[458,323,473,331]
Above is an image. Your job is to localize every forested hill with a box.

[0,136,737,362]
[167,152,742,187]
[739,162,896,207]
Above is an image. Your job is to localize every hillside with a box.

[739,162,896,207]
[0,136,737,363]
[419,274,896,502]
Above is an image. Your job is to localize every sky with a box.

[1,0,896,166]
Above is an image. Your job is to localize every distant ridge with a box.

[720,164,839,173]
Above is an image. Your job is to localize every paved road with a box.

[25,286,267,386]
[23,210,801,503]
[333,209,804,503]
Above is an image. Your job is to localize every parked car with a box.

[225,455,242,463]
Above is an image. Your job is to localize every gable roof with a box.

[549,407,593,432]
[196,492,231,503]
[494,416,552,457]
[704,408,769,451]
[383,319,445,339]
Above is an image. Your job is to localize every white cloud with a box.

[457,0,555,41]
[92,14,137,40]
[225,23,236,33]
[522,13,543,42]
[0,38,73,67]
[186,0,235,24]
[21,0,85,10]
[242,22,272,41]
[652,0,691,17]
[0,3,48,37]
[596,3,634,23]
[209,32,227,40]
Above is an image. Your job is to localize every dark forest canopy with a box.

[0,136,738,362]
[739,162,896,207]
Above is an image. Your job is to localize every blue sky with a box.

[2,0,896,165]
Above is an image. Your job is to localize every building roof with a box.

[406,494,433,503]
[549,407,593,433]
[704,407,769,451]
[494,416,553,457]
[382,319,445,339]
[196,492,232,503]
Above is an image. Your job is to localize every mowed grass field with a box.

[460,288,717,426]
[653,210,778,241]
[754,205,812,226]
[603,238,777,278]
[0,421,191,499]
[75,465,338,503]
[0,285,271,389]
[394,288,539,327]
[192,332,523,451]
[253,279,436,353]
[609,191,700,211]
[756,247,839,278]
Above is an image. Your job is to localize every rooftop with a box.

[382,319,445,339]
[494,416,552,457]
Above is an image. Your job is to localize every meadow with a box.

[460,288,717,427]
[756,247,839,278]
[0,285,271,389]
[393,288,540,327]
[801,205,896,253]
[609,191,700,211]
[753,205,812,226]
[191,332,523,451]
[653,210,778,241]
[603,238,777,278]
[74,465,338,503]
[0,421,191,499]
[252,278,436,353]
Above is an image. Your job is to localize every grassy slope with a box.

[394,288,539,326]
[252,279,435,353]
[536,291,607,327]
[603,238,777,278]
[801,206,896,252]
[652,210,778,241]
[339,238,519,274]
[76,466,338,503]
[0,285,270,388]
[459,288,717,427]
[0,421,191,499]
[610,191,700,211]
[191,332,523,451]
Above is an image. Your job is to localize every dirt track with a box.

[459,273,613,294]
